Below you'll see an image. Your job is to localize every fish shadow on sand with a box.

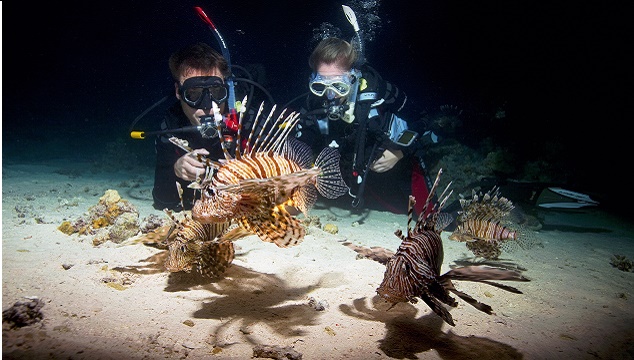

[340,296,523,360]
[113,251,169,275]
[189,265,328,343]
[117,254,329,343]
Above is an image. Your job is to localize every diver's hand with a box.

[174,149,209,181]
[370,149,403,173]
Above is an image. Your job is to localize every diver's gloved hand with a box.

[370,149,403,173]
[174,148,209,182]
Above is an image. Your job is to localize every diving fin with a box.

[536,187,599,209]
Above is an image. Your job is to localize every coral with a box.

[57,221,75,235]
[252,344,302,360]
[139,214,168,233]
[92,217,110,229]
[322,223,339,234]
[610,255,633,272]
[58,189,140,246]
[2,297,44,329]
[99,189,121,205]
[483,149,516,175]
[301,215,321,228]
[108,212,140,243]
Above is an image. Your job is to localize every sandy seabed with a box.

[2,161,634,360]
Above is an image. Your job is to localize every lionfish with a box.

[376,169,530,326]
[175,99,348,248]
[135,208,251,278]
[449,187,538,260]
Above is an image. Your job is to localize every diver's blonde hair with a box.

[309,38,358,71]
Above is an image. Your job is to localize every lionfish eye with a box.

[204,188,215,197]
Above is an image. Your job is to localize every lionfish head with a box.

[376,257,418,305]
[165,239,199,273]
[376,285,410,306]
[192,189,241,224]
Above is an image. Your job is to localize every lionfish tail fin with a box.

[314,147,349,199]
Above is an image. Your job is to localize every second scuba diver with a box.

[293,37,440,215]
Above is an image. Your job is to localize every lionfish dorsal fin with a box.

[233,95,249,160]
[407,195,416,236]
[211,101,234,160]
[249,104,276,155]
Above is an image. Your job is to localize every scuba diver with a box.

[151,42,237,211]
[130,7,275,211]
[292,36,439,216]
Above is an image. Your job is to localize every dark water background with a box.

[2,1,630,217]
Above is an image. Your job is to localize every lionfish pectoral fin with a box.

[292,184,318,215]
[219,226,253,242]
[449,232,476,242]
[314,147,349,199]
[477,280,524,294]
[447,288,494,315]
[420,293,455,326]
[197,240,235,278]
[442,265,529,283]
[244,205,305,248]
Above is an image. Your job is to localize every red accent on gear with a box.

[224,110,239,132]
[411,160,431,216]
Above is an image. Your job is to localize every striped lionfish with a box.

[136,208,251,278]
[449,187,538,260]
[162,210,234,277]
[376,169,530,326]
[173,99,349,248]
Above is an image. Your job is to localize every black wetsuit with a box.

[151,102,225,211]
[295,64,430,213]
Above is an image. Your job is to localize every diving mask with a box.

[309,72,356,99]
[178,76,228,110]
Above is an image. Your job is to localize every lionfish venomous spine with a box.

[376,169,530,326]
[177,98,348,248]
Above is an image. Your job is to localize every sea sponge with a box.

[610,255,633,272]
[92,217,110,229]
[59,189,140,245]
[57,221,75,235]
[323,223,339,234]
[108,212,140,244]
[99,189,121,206]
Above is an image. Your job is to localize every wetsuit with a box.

[151,102,225,211]
[295,64,434,214]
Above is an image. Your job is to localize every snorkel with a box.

[342,5,366,67]
[194,6,239,132]
[341,5,365,123]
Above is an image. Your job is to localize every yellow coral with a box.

[106,204,121,223]
[92,217,110,229]
[323,223,339,234]
[57,221,76,235]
